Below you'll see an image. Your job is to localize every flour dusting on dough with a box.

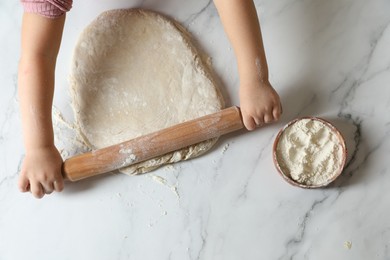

[69,9,224,175]
[52,106,91,159]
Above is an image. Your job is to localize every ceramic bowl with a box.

[273,117,347,188]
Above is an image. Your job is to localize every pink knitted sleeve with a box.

[21,0,73,18]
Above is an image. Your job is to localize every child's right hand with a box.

[239,79,282,130]
[18,145,64,199]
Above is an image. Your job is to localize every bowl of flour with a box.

[273,117,347,188]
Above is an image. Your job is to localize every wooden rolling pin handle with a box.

[62,106,244,181]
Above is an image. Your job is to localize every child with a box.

[18,0,282,198]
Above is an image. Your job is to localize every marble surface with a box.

[1,0,390,259]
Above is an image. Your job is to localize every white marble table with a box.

[1,0,390,259]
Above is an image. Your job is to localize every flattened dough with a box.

[70,9,224,175]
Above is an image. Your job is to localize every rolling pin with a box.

[62,106,244,181]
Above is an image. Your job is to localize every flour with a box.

[344,241,352,249]
[119,147,134,155]
[52,107,91,159]
[221,143,229,154]
[276,118,344,186]
[120,154,137,168]
[148,174,180,198]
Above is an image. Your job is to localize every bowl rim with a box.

[272,116,347,189]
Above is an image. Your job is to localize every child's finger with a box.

[30,181,44,199]
[264,113,273,123]
[42,181,54,194]
[273,106,281,120]
[18,175,30,192]
[53,179,64,192]
[253,114,264,126]
[243,115,257,131]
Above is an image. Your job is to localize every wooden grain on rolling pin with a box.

[63,106,243,181]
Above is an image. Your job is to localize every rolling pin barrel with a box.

[62,106,244,181]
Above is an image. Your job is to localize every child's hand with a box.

[240,80,282,130]
[18,145,64,199]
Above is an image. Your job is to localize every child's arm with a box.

[213,0,282,130]
[18,13,65,198]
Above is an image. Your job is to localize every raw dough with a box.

[70,9,224,175]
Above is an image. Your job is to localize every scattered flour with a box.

[118,146,137,168]
[119,147,134,154]
[148,174,180,198]
[344,241,352,250]
[120,154,137,168]
[276,118,344,186]
[221,143,230,154]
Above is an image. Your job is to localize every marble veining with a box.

[1,0,390,259]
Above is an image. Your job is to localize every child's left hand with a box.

[239,80,282,130]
